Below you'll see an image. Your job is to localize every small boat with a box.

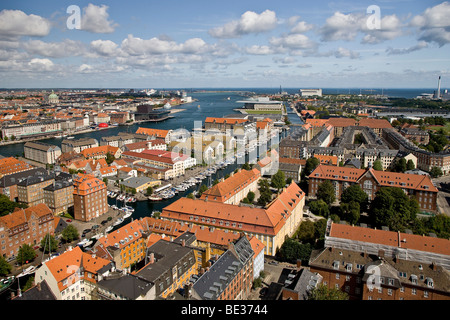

[66,136,75,139]
[113,218,124,226]
[0,276,15,294]
[17,266,37,278]
[123,211,132,219]
[105,226,113,233]
[91,234,102,240]
[83,240,93,248]
[149,196,162,201]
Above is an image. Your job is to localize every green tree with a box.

[339,201,360,225]
[0,256,12,276]
[105,152,115,165]
[430,166,443,178]
[308,284,349,300]
[271,170,286,191]
[316,180,336,205]
[0,194,28,217]
[198,184,208,196]
[295,220,315,244]
[308,200,329,217]
[341,184,368,211]
[303,157,320,177]
[372,160,383,171]
[394,158,407,173]
[186,193,195,199]
[406,159,415,171]
[61,225,79,243]
[40,234,58,254]
[247,191,255,203]
[313,219,327,242]
[17,244,36,265]
[257,179,273,206]
[278,238,312,263]
[146,186,153,195]
[369,187,419,231]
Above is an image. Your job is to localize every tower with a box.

[437,76,441,99]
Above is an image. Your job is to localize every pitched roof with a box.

[73,174,106,195]
[200,168,261,202]
[136,127,170,138]
[162,182,305,236]
[329,223,450,256]
[44,246,112,291]
[96,220,145,251]
[0,203,53,230]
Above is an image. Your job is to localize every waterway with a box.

[0,91,295,222]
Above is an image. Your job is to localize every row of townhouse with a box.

[161,181,306,256]
[382,127,450,175]
[308,164,439,212]
[1,120,63,140]
[309,220,450,300]
[0,203,55,259]
[199,168,261,205]
[29,218,262,300]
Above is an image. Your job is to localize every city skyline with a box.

[1,0,449,89]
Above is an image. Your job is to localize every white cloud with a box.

[333,47,360,59]
[0,9,50,39]
[362,14,403,44]
[320,11,403,44]
[121,35,211,56]
[290,20,313,34]
[209,10,278,38]
[22,39,85,58]
[269,34,317,53]
[81,4,118,34]
[90,39,120,57]
[28,58,55,71]
[386,41,428,55]
[244,45,275,55]
[410,1,450,46]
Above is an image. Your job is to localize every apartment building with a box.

[0,167,47,201]
[309,221,450,300]
[43,178,74,215]
[72,174,108,222]
[190,235,254,300]
[162,182,305,256]
[61,138,99,153]
[35,246,114,300]
[17,171,55,207]
[133,239,197,299]
[122,150,185,179]
[200,168,261,205]
[308,164,438,212]
[0,157,34,178]
[24,141,62,165]
[0,203,55,258]
[81,145,121,160]
[135,127,172,144]
[94,220,148,271]
[1,120,62,140]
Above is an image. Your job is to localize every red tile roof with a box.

[329,223,450,256]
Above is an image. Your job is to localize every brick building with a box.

[190,235,254,300]
[309,221,450,300]
[308,165,438,212]
[200,168,261,205]
[0,203,55,259]
[72,174,108,222]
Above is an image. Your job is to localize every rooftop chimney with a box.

[437,76,441,99]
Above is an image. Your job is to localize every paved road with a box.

[433,175,450,217]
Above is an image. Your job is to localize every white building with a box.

[300,89,323,97]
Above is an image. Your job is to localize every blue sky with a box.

[0,0,449,88]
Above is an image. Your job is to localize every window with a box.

[388,289,392,296]
[412,288,417,295]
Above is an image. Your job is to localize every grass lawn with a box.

[426,122,450,135]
